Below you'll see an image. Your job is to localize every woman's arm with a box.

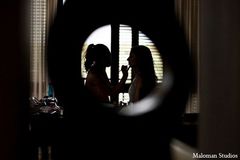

[108,65,128,96]
[85,72,111,102]
[85,66,128,102]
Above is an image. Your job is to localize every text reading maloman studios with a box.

[193,153,239,159]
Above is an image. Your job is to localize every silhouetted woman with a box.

[127,45,157,103]
[84,44,128,103]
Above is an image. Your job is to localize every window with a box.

[30,0,198,113]
[81,24,163,104]
[119,24,132,84]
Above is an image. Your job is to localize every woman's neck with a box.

[91,64,106,72]
[132,66,140,75]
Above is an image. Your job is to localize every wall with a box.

[199,0,240,153]
[0,1,30,160]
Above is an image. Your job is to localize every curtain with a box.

[175,0,200,113]
[30,0,58,99]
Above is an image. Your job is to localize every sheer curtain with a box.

[30,0,58,99]
[175,0,200,113]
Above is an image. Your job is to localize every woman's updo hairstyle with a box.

[84,44,95,71]
[84,44,111,71]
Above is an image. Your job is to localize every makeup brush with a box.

[119,65,131,72]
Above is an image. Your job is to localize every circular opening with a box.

[81,24,171,116]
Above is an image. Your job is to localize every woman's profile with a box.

[84,44,128,104]
[127,45,157,103]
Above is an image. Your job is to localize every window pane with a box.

[119,24,132,84]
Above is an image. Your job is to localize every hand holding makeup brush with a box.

[120,65,130,78]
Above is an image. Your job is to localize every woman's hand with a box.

[121,65,129,77]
